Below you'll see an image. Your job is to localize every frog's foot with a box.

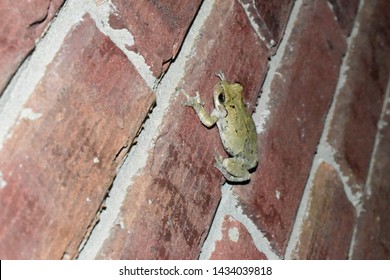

[178,89,203,108]
[215,71,226,81]
[214,155,251,183]
[214,154,224,168]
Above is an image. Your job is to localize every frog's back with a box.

[217,111,258,167]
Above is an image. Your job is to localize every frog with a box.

[178,72,258,182]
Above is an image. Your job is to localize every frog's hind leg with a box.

[214,155,251,183]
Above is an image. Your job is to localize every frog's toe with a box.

[181,98,190,107]
[181,99,192,107]
[180,93,194,107]
[215,71,226,81]
[214,154,224,164]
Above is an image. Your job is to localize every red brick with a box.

[290,162,355,259]
[0,14,155,259]
[109,0,202,77]
[240,0,293,49]
[234,0,347,256]
[328,0,359,36]
[0,0,64,94]
[351,99,390,259]
[327,0,390,189]
[96,0,268,259]
[209,215,267,260]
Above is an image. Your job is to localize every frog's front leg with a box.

[214,155,251,182]
[179,89,218,128]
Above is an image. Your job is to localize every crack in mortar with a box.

[28,0,52,27]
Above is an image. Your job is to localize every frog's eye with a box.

[218,92,225,103]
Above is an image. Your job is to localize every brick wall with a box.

[0,0,389,260]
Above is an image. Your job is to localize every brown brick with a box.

[351,99,390,259]
[240,0,293,48]
[209,215,267,260]
[109,0,202,77]
[327,0,390,190]
[328,0,359,36]
[0,0,64,94]
[96,0,268,259]
[290,162,355,259]
[0,14,155,259]
[234,0,347,256]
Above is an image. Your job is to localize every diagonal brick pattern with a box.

[0,0,389,259]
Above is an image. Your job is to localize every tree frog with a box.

[179,72,258,182]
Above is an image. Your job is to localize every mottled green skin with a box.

[181,73,258,182]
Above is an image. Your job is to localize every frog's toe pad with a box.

[214,154,224,165]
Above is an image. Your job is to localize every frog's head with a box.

[213,80,244,108]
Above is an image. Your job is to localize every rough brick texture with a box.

[328,0,360,35]
[327,0,390,190]
[239,0,293,49]
[234,0,347,256]
[288,0,390,260]
[95,0,268,259]
[289,162,355,259]
[351,98,390,259]
[209,216,267,260]
[0,0,64,94]
[109,0,203,77]
[0,14,155,259]
[0,0,389,260]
